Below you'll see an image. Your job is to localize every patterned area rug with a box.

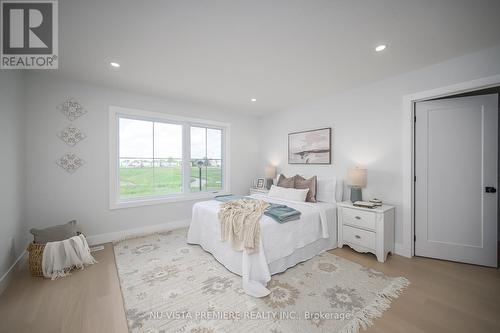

[114,228,409,333]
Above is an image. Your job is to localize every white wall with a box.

[24,73,260,240]
[259,45,500,251]
[12,45,500,259]
[0,72,27,280]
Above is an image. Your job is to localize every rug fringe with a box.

[338,277,410,333]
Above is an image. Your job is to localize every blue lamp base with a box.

[350,187,362,203]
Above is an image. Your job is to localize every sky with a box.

[119,118,221,160]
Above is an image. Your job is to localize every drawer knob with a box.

[355,235,361,239]
[355,216,362,220]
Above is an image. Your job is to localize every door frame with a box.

[401,74,500,258]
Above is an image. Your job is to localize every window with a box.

[190,126,223,192]
[119,118,183,199]
[109,106,229,209]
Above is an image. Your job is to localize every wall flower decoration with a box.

[57,126,86,146]
[57,98,87,121]
[56,153,85,174]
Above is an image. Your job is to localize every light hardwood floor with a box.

[0,245,128,333]
[0,244,499,333]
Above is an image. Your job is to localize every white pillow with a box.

[316,178,337,203]
[268,185,309,202]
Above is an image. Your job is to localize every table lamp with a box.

[265,166,277,189]
[347,167,367,202]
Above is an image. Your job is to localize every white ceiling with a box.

[58,0,500,114]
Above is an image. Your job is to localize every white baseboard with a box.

[86,219,191,246]
[394,242,411,258]
[0,250,28,296]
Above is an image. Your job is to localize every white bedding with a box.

[187,194,337,297]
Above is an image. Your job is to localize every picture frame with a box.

[256,178,265,188]
[288,127,332,164]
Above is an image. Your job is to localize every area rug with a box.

[114,228,409,333]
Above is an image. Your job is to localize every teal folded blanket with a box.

[263,204,301,223]
[214,194,301,223]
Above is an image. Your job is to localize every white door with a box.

[415,94,498,267]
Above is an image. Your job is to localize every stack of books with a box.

[353,199,383,209]
[353,201,377,209]
[369,198,383,207]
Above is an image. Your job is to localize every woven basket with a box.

[27,242,45,277]
[27,238,83,278]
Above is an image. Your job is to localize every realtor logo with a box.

[1,0,58,69]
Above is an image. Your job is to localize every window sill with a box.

[109,191,228,210]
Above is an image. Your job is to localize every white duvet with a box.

[187,194,337,297]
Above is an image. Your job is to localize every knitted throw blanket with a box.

[42,234,97,280]
[218,199,270,253]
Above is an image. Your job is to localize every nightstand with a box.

[337,202,395,262]
[249,188,269,195]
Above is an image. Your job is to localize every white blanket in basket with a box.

[42,234,97,279]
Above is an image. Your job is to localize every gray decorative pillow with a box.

[295,175,317,202]
[277,174,295,188]
[30,220,82,244]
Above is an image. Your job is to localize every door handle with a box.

[485,187,497,193]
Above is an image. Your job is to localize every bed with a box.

[187,191,338,297]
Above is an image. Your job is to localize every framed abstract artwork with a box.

[288,127,332,164]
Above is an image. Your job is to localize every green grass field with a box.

[119,166,222,198]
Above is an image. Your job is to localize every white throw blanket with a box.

[42,234,97,280]
[218,199,270,253]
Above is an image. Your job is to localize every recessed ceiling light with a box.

[110,62,120,68]
[251,98,257,102]
[375,44,387,52]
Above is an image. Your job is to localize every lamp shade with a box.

[265,165,277,179]
[346,167,367,187]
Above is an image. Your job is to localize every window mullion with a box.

[152,122,156,195]
[205,127,208,192]
[221,129,224,192]
[182,124,190,194]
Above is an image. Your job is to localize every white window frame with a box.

[109,105,230,209]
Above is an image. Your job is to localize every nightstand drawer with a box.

[342,207,376,230]
[343,225,376,249]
